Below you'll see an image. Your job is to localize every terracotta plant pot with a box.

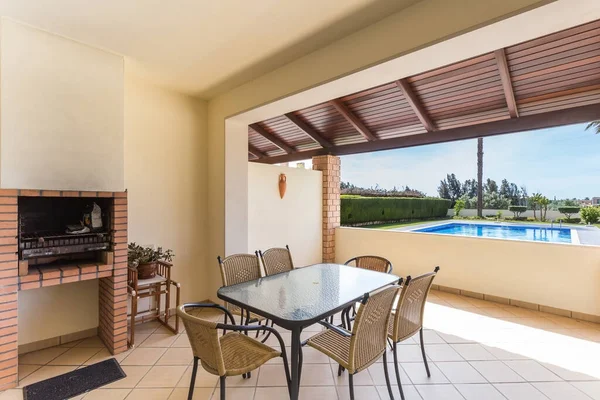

[137,261,157,280]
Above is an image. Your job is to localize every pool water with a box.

[413,223,573,244]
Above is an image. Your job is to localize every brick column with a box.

[98,191,128,354]
[312,155,341,263]
[0,190,18,390]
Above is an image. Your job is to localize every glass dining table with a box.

[217,263,400,400]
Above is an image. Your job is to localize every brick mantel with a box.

[0,189,128,390]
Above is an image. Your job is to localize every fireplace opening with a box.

[18,196,113,273]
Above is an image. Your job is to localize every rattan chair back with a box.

[349,285,399,373]
[345,256,392,274]
[177,305,226,376]
[390,267,439,342]
[259,245,294,276]
[218,254,262,286]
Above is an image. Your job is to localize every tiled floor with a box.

[3,289,600,399]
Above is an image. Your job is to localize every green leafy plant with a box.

[558,206,581,222]
[496,210,503,220]
[454,199,466,217]
[508,205,527,219]
[580,207,600,225]
[128,242,174,268]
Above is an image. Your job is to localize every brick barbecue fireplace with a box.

[0,189,128,390]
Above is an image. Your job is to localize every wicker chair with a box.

[345,255,393,273]
[388,267,440,400]
[217,254,266,325]
[259,245,294,276]
[307,285,401,400]
[177,303,291,400]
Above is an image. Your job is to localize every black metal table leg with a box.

[290,327,302,400]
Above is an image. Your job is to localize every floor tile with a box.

[17,364,40,381]
[81,388,131,399]
[296,386,338,400]
[376,384,421,400]
[415,384,465,399]
[140,333,178,348]
[18,347,69,365]
[256,365,289,387]
[451,344,496,360]
[17,365,77,387]
[0,389,23,400]
[138,365,187,388]
[481,345,530,360]
[48,347,101,366]
[401,362,449,384]
[172,335,192,348]
[84,349,128,366]
[177,365,218,388]
[572,381,600,399]
[542,362,600,381]
[156,347,194,366]
[436,361,487,383]
[337,385,379,400]
[504,360,562,382]
[424,344,463,362]
[168,387,214,399]
[391,344,429,362]
[494,383,548,399]
[120,347,167,365]
[455,383,506,400]
[76,336,106,348]
[332,365,373,386]
[123,388,173,400]
[104,365,151,389]
[298,364,334,386]
[367,363,408,386]
[210,387,254,400]
[470,361,525,383]
[218,372,258,388]
[533,382,594,400]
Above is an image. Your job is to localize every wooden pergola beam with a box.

[254,103,600,164]
[395,79,436,132]
[494,48,519,118]
[284,113,332,148]
[248,144,266,159]
[329,99,377,141]
[249,123,294,154]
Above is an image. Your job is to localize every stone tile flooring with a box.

[2,289,600,399]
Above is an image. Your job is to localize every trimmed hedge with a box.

[341,196,451,225]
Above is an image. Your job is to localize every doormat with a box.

[23,358,126,400]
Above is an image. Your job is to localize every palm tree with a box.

[477,138,483,217]
[586,121,600,133]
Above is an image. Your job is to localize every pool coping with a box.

[393,219,600,246]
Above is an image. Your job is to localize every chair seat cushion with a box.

[216,333,280,376]
[307,329,352,372]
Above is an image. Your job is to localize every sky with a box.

[292,123,600,199]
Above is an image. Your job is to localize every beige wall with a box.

[0,18,124,191]
[18,280,99,345]
[207,0,553,298]
[336,227,600,316]
[248,163,322,267]
[124,70,208,304]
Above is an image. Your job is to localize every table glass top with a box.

[217,263,399,325]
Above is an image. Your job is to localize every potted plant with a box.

[127,242,174,279]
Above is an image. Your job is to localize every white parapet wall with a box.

[335,227,600,317]
[448,209,579,220]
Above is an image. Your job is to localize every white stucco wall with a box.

[248,163,322,268]
[0,19,124,191]
[336,227,600,316]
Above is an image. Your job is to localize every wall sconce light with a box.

[278,173,287,199]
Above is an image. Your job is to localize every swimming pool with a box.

[412,222,577,244]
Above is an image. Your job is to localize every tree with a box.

[509,205,527,219]
[586,121,600,134]
[558,206,580,221]
[485,178,498,194]
[530,193,542,220]
[477,138,483,218]
[454,199,466,217]
[438,174,464,206]
[581,206,600,224]
[437,180,450,200]
[539,196,549,221]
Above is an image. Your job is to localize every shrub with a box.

[555,217,581,224]
[454,199,465,217]
[580,207,600,224]
[558,206,581,221]
[508,205,527,219]
[496,210,503,219]
[341,197,451,225]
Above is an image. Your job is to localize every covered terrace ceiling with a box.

[248,19,600,163]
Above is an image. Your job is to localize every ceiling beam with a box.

[248,144,266,159]
[395,79,436,132]
[284,113,333,148]
[494,48,519,118]
[329,99,377,141]
[254,103,600,164]
[249,123,295,154]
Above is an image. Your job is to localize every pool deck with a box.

[392,219,600,246]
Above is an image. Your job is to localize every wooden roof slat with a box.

[510,44,600,73]
[494,48,519,118]
[395,79,436,132]
[507,19,600,54]
[248,144,266,159]
[408,53,495,82]
[329,99,378,141]
[410,59,497,88]
[249,123,295,154]
[508,28,600,63]
[284,113,332,148]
